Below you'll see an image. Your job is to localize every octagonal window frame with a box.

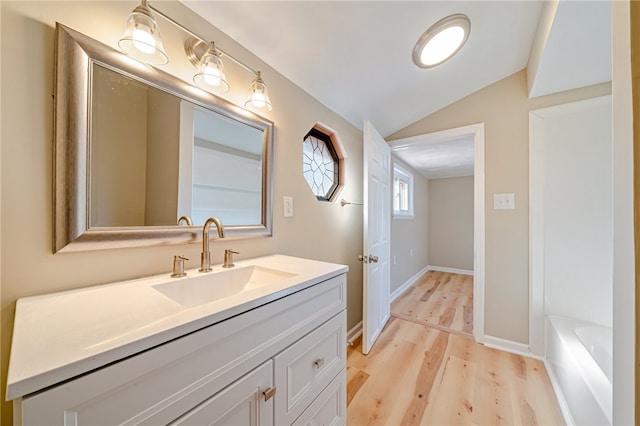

[302,122,346,202]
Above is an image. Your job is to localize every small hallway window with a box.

[393,163,414,218]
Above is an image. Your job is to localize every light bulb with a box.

[132,28,156,54]
[203,66,222,87]
[250,93,267,108]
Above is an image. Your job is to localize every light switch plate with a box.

[494,193,515,210]
[283,196,294,217]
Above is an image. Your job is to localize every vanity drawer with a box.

[275,310,346,425]
[292,370,346,426]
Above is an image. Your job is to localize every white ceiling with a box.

[393,134,475,180]
[181,0,612,179]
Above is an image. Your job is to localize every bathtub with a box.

[546,315,612,425]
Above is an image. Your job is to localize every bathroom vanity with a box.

[7,255,348,425]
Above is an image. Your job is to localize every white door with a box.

[362,120,391,354]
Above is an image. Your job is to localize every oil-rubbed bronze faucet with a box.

[200,217,224,272]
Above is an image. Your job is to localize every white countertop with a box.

[6,254,348,400]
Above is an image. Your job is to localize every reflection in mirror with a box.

[54,23,274,252]
[91,64,181,227]
[187,108,263,226]
[90,65,264,228]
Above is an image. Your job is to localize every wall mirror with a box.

[54,23,274,253]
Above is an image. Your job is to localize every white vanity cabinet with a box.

[13,272,347,426]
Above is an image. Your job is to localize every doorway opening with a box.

[387,123,485,342]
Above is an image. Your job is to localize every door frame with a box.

[388,123,485,343]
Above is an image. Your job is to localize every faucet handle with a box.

[223,249,239,268]
[171,255,189,278]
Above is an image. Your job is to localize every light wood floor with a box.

[392,270,473,337]
[347,272,565,425]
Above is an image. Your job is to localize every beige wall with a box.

[91,66,148,226]
[428,176,474,271]
[390,70,611,344]
[145,89,180,225]
[390,156,429,294]
[0,2,363,423]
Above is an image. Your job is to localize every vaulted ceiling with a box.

[182,1,612,178]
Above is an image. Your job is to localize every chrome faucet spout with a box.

[200,217,224,272]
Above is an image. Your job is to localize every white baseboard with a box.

[481,335,543,360]
[544,359,576,426]
[427,265,474,276]
[347,321,362,345]
[390,265,430,302]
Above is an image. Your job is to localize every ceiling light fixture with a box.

[119,1,273,111]
[412,14,470,69]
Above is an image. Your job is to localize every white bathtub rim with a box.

[575,324,613,382]
[546,315,612,424]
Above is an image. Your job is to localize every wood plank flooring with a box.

[392,270,473,336]
[348,271,564,425]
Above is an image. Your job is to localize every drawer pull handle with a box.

[263,386,277,401]
[313,357,325,368]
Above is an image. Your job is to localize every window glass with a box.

[393,163,414,218]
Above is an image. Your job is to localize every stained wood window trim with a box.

[302,123,346,202]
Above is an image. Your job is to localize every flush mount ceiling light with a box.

[119,1,274,111]
[412,14,470,69]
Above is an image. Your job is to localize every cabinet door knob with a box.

[262,386,277,401]
[313,357,325,368]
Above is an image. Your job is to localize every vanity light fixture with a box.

[412,14,470,69]
[193,42,230,94]
[245,71,273,112]
[118,0,168,65]
[119,0,274,111]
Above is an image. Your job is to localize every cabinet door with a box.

[292,371,346,426]
[275,311,346,425]
[170,360,274,425]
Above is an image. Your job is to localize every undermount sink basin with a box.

[153,265,297,308]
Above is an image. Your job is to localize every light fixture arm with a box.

[147,3,258,75]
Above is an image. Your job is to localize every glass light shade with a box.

[412,14,470,69]
[245,71,273,112]
[118,1,168,65]
[193,44,230,94]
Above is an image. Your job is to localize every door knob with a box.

[358,254,368,263]
[369,255,379,263]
